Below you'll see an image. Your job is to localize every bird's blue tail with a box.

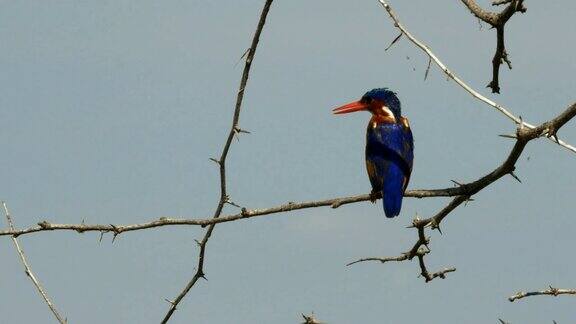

[382,164,405,218]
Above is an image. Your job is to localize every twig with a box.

[2,202,67,324]
[160,1,274,322]
[377,1,576,153]
[509,286,576,302]
[460,0,526,93]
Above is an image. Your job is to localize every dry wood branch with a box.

[348,102,576,282]
[0,186,494,238]
[417,253,456,282]
[160,1,274,322]
[460,0,526,93]
[2,202,67,324]
[378,0,576,153]
[509,286,576,302]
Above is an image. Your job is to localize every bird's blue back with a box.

[365,122,414,218]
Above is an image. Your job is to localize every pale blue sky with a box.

[1,1,575,323]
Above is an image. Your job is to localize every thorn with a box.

[209,158,220,165]
[225,200,242,208]
[384,33,402,51]
[424,56,432,81]
[451,179,463,187]
[549,285,559,295]
[109,224,120,243]
[235,48,250,67]
[509,171,522,183]
[499,134,517,139]
[436,225,443,235]
[198,272,208,281]
[99,232,104,243]
[464,197,475,206]
[519,116,524,130]
[164,298,176,306]
[194,239,202,247]
[430,219,442,234]
[234,126,251,134]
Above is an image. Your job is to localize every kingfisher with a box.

[333,88,414,218]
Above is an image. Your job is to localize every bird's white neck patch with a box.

[380,105,396,123]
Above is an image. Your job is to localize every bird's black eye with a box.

[362,97,373,104]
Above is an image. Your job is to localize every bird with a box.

[333,88,414,218]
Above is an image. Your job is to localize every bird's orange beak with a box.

[332,100,369,115]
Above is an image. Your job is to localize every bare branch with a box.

[509,286,576,302]
[459,0,526,92]
[160,1,274,322]
[2,202,67,324]
[377,0,575,153]
[417,253,456,282]
[346,251,413,266]
[0,186,497,238]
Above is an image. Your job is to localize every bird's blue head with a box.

[333,88,402,123]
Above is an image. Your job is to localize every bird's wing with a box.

[365,158,383,192]
[399,117,414,191]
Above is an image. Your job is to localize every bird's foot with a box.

[369,190,380,203]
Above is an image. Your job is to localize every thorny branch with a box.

[509,286,576,302]
[0,187,506,238]
[160,0,274,322]
[2,202,67,324]
[377,0,576,153]
[460,0,527,93]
